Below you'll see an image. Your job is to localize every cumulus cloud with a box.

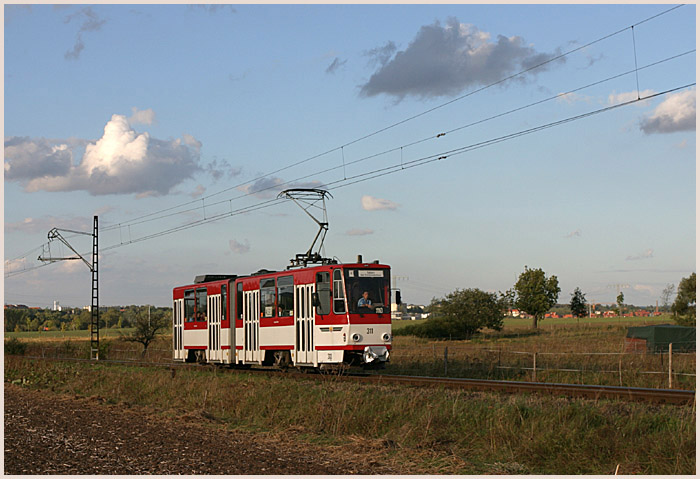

[640,89,696,134]
[359,18,565,101]
[64,7,106,60]
[5,114,203,196]
[325,57,347,74]
[4,137,75,180]
[346,228,374,236]
[229,239,250,254]
[128,107,156,126]
[564,229,581,238]
[361,195,399,211]
[626,249,654,261]
[364,41,397,68]
[607,89,655,106]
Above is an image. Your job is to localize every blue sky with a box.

[4,4,696,308]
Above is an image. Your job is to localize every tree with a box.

[569,287,588,318]
[514,266,560,329]
[120,308,170,356]
[672,273,696,326]
[616,292,625,317]
[397,288,505,340]
[660,283,676,312]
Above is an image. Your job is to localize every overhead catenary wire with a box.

[6,81,693,280]
[4,6,692,278]
[96,4,686,233]
[90,49,696,238]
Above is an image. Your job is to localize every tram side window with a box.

[277,276,294,317]
[236,282,243,320]
[315,272,331,315]
[222,284,227,322]
[196,288,207,321]
[184,290,195,322]
[333,269,346,313]
[260,278,276,318]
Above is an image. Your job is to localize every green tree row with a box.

[397,268,696,340]
[4,305,172,332]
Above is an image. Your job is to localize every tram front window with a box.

[344,269,390,314]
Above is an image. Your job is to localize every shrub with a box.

[5,338,27,356]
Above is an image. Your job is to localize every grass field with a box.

[4,355,695,474]
[6,314,694,389]
[5,328,135,340]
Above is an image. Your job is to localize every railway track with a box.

[11,355,695,405]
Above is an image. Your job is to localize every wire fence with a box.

[14,339,697,390]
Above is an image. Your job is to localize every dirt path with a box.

[4,384,394,474]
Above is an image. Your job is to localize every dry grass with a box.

[388,323,696,389]
[4,356,696,475]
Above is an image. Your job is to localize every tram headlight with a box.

[352,333,361,342]
[381,332,391,342]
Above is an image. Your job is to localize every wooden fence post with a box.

[444,346,448,376]
[532,352,537,382]
[618,357,622,386]
[668,343,673,389]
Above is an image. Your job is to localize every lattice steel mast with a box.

[38,216,100,359]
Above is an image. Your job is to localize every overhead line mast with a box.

[38,216,100,360]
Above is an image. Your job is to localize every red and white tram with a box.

[173,258,392,369]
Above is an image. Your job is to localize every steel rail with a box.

[333,374,696,405]
[9,355,694,405]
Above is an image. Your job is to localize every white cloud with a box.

[640,89,696,134]
[229,239,250,254]
[360,17,565,101]
[346,228,374,236]
[128,107,157,126]
[237,178,324,199]
[5,215,93,234]
[607,89,655,106]
[237,177,285,199]
[5,114,202,196]
[626,249,653,261]
[4,258,27,273]
[556,92,593,105]
[361,195,399,211]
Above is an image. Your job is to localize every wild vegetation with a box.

[4,355,694,475]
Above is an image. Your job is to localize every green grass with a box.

[5,328,135,340]
[4,356,695,475]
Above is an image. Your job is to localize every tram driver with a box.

[357,291,378,311]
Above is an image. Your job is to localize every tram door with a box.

[243,290,260,363]
[294,283,315,365]
[173,298,184,361]
[207,293,222,362]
